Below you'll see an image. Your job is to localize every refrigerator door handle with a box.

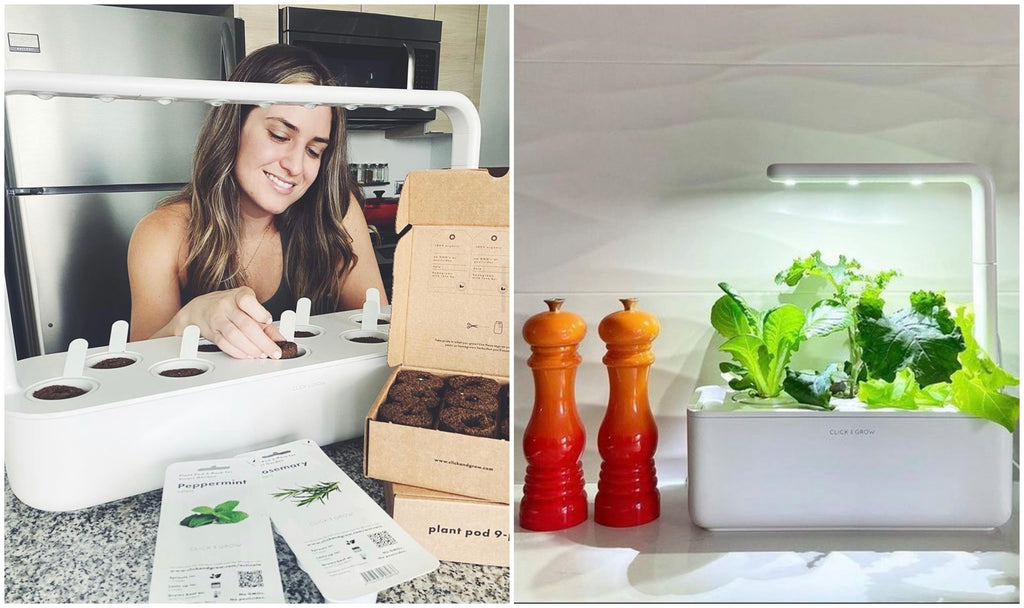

[219,22,237,80]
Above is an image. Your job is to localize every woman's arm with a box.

[127,203,286,359]
[338,196,389,310]
[127,204,189,341]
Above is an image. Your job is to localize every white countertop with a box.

[514,482,1019,602]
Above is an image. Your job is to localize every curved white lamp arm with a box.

[767,162,999,361]
[5,69,481,169]
[3,69,482,377]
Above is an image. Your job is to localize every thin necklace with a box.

[239,221,273,279]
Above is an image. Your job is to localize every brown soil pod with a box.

[349,336,386,344]
[159,368,205,378]
[33,384,88,400]
[377,401,436,428]
[275,341,299,359]
[439,407,497,438]
[91,357,136,369]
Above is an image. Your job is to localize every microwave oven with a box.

[280,7,441,129]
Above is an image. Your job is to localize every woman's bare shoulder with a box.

[137,200,190,234]
[130,200,190,264]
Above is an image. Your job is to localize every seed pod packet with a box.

[149,458,285,603]
[238,439,440,602]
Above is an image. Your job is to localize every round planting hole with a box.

[197,340,222,353]
[150,359,214,379]
[27,377,100,401]
[341,329,388,344]
[86,352,141,370]
[349,313,391,327]
[292,325,324,339]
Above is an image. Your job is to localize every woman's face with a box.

[234,102,333,216]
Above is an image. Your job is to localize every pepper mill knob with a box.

[520,298,589,531]
[598,298,659,352]
[595,297,660,527]
[522,298,586,347]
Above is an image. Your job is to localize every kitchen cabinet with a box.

[387,4,487,137]
[234,5,488,136]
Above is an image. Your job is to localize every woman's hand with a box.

[177,286,287,359]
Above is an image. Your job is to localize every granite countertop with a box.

[515,482,1019,602]
[4,437,509,603]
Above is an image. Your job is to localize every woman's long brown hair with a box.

[161,44,361,313]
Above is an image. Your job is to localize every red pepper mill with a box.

[595,297,660,527]
[520,298,588,531]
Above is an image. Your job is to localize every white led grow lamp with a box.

[766,162,999,361]
[5,70,482,169]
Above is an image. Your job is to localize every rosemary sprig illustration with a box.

[272,481,340,507]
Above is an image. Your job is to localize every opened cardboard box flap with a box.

[395,169,510,229]
[388,169,510,377]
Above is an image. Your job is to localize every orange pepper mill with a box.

[594,297,660,527]
[520,298,588,531]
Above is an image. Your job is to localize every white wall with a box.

[513,5,1020,484]
[479,4,510,168]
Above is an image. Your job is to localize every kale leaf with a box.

[856,290,964,386]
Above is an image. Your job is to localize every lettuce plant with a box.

[775,251,898,397]
[714,252,1019,431]
[855,307,1018,432]
[783,364,841,409]
[948,307,1019,432]
[710,282,805,399]
[858,368,951,410]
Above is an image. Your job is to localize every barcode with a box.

[359,563,399,583]
[369,531,397,548]
[237,569,264,588]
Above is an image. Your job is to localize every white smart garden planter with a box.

[2,70,482,514]
[687,385,1014,530]
[6,310,391,512]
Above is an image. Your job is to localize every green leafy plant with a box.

[710,282,806,399]
[948,307,1020,433]
[273,481,340,507]
[180,500,249,527]
[714,252,1019,432]
[858,368,951,410]
[855,307,1018,432]
[783,364,841,410]
[775,251,899,397]
[856,290,964,386]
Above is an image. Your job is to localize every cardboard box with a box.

[384,482,510,567]
[364,169,510,503]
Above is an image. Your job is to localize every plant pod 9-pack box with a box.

[383,481,510,567]
[363,169,510,504]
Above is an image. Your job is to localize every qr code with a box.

[368,531,397,548]
[237,570,264,589]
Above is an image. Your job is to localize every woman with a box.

[128,44,385,359]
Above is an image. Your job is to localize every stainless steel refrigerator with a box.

[5,5,242,357]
